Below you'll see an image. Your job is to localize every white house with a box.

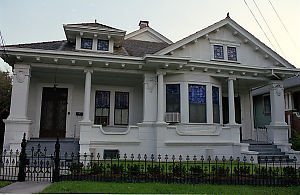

[1,14,300,160]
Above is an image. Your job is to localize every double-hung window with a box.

[166,84,180,113]
[189,84,206,123]
[97,40,109,51]
[94,91,110,126]
[114,92,129,125]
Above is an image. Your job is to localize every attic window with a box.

[214,45,224,59]
[97,40,109,51]
[227,46,237,61]
[81,38,93,49]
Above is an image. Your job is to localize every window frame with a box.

[97,39,109,51]
[212,86,221,124]
[94,90,110,126]
[210,39,240,63]
[188,84,207,123]
[114,91,129,126]
[166,84,181,113]
[81,38,93,50]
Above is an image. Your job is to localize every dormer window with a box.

[81,38,93,49]
[227,46,237,61]
[97,40,109,51]
[214,45,224,59]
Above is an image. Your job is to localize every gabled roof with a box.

[64,22,124,32]
[125,26,173,44]
[155,16,294,69]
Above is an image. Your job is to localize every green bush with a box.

[127,164,141,177]
[69,162,83,174]
[283,166,297,177]
[234,166,250,175]
[91,162,103,174]
[110,164,123,174]
[147,165,162,176]
[291,129,300,151]
[190,165,203,175]
[212,165,230,176]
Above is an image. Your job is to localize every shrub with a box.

[171,164,186,177]
[127,164,140,177]
[90,162,103,174]
[212,165,230,176]
[147,165,162,176]
[190,165,203,175]
[110,164,123,174]
[283,166,297,177]
[69,162,83,174]
[291,129,300,151]
[234,166,250,175]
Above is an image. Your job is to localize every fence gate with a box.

[0,134,54,182]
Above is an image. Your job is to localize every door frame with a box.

[34,83,73,138]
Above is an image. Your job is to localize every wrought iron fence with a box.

[0,133,300,186]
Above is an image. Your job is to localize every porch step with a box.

[26,138,79,157]
[248,142,294,163]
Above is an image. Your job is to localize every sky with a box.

[0,0,299,72]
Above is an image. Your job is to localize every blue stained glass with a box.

[212,87,219,104]
[189,85,206,104]
[81,38,93,49]
[95,91,110,108]
[166,84,180,94]
[97,40,109,51]
[214,45,224,59]
[115,92,129,109]
[227,47,237,61]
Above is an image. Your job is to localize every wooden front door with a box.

[39,87,68,138]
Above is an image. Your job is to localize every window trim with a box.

[94,90,110,126]
[97,39,109,51]
[212,86,221,124]
[209,39,240,63]
[188,83,207,123]
[166,84,181,113]
[114,91,129,126]
[81,38,93,50]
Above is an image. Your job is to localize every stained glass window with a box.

[97,40,109,51]
[214,45,224,59]
[166,84,180,113]
[212,87,220,123]
[115,92,129,125]
[81,38,93,49]
[189,85,206,103]
[227,46,237,61]
[189,84,206,123]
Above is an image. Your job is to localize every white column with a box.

[269,81,286,126]
[8,64,31,120]
[228,78,236,125]
[82,68,93,122]
[143,73,157,122]
[288,92,293,110]
[206,83,213,124]
[157,71,165,122]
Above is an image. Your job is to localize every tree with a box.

[0,71,12,150]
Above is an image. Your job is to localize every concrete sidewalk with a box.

[0,181,51,194]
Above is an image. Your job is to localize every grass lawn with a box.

[40,181,300,194]
[0,181,13,188]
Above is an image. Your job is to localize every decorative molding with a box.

[14,67,31,83]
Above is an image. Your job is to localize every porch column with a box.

[143,73,157,122]
[228,77,236,125]
[82,68,93,122]
[266,81,289,146]
[157,71,165,122]
[8,64,31,120]
[269,81,286,126]
[4,64,32,151]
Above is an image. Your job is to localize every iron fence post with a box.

[17,133,27,182]
[53,137,60,182]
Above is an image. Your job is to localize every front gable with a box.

[156,16,294,69]
[125,27,173,44]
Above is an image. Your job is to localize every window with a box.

[212,86,220,123]
[103,149,119,159]
[94,91,110,126]
[214,45,224,59]
[115,92,129,125]
[227,46,237,61]
[189,84,206,123]
[166,84,180,113]
[97,40,109,51]
[263,95,271,115]
[81,38,93,49]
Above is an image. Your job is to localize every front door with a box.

[39,87,68,138]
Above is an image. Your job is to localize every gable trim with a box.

[125,27,173,44]
[155,17,294,69]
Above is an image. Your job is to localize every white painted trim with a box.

[125,27,173,44]
[34,83,73,138]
